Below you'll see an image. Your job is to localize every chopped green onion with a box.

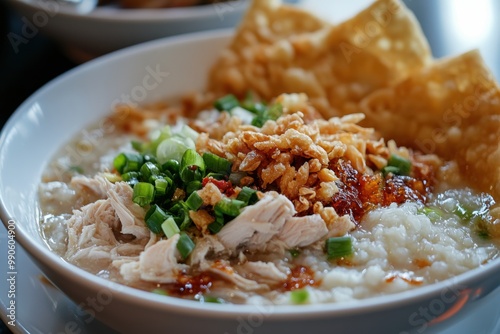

[121,171,140,182]
[477,229,490,239]
[251,103,283,127]
[418,206,444,222]
[161,217,180,238]
[381,166,400,177]
[185,180,202,194]
[140,162,160,181]
[133,182,155,207]
[208,215,225,234]
[180,149,205,183]
[176,232,195,260]
[214,94,239,112]
[387,154,411,176]
[231,107,256,124]
[453,203,474,220]
[214,198,245,217]
[145,205,169,234]
[156,137,192,165]
[241,91,267,114]
[242,102,267,115]
[142,154,157,164]
[180,167,203,184]
[199,296,225,304]
[325,236,353,260]
[114,153,144,174]
[203,152,232,175]
[186,191,203,211]
[236,187,259,206]
[178,209,192,231]
[150,126,172,154]
[69,166,84,174]
[162,159,180,174]
[127,179,139,187]
[289,249,300,258]
[151,288,169,296]
[181,149,206,172]
[169,203,191,230]
[154,177,172,196]
[180,124,199,143]
[266,103,283,120]
[131,140,147,153]
[290,289,309,304]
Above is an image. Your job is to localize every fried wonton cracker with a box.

[207,0,431,116]
[229,0,328,49]
[359,50,500,199]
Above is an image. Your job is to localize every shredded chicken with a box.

[216,192,296,252]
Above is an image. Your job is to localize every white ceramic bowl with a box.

[6,0,255,59]
[1,29,500,334]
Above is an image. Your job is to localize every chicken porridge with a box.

[38,93,500,305]
[38,0,500,305]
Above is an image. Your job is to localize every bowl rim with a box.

[7,0,249,22]
[1,28,500,320]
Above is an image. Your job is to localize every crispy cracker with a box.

[360,50,500,199]
[229,0,328,49]
[207,0,431,115]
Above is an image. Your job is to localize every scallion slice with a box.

[131,140,148,153]
[169,203,191,230]
[289,249,300,258]
[132,182,155,207]
[241,92,267,115]
[161,217,180,239]
[199,296,225,304]
[325,236,353,260]
[145,204,169,234]
[150,126,172,154]
[114,153,144,174]
[121,171,140,182]
[290,289,309,304]
[236,187,259,206]
[151,288,169,296]
[214,94,239,112]
[387,154,411,176]
[180,124,199,143]
[203,152,232,175]
[214,198,245,217]
[156,137,192,165]
[185,180,202,194]
[140,162,160,181]
[162,159,180,174]
[382,166,401,177]
[251,103,283,127]
[180,149,205,183]
[154,177,171,196]
[453,202,474,220]
[176,232,195,260]
[185,191,203,211]
[418,206,445,222]
[208,216,225,234]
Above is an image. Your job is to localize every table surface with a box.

[1,0,500,333]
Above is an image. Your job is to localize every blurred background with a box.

[1,0,500,333]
